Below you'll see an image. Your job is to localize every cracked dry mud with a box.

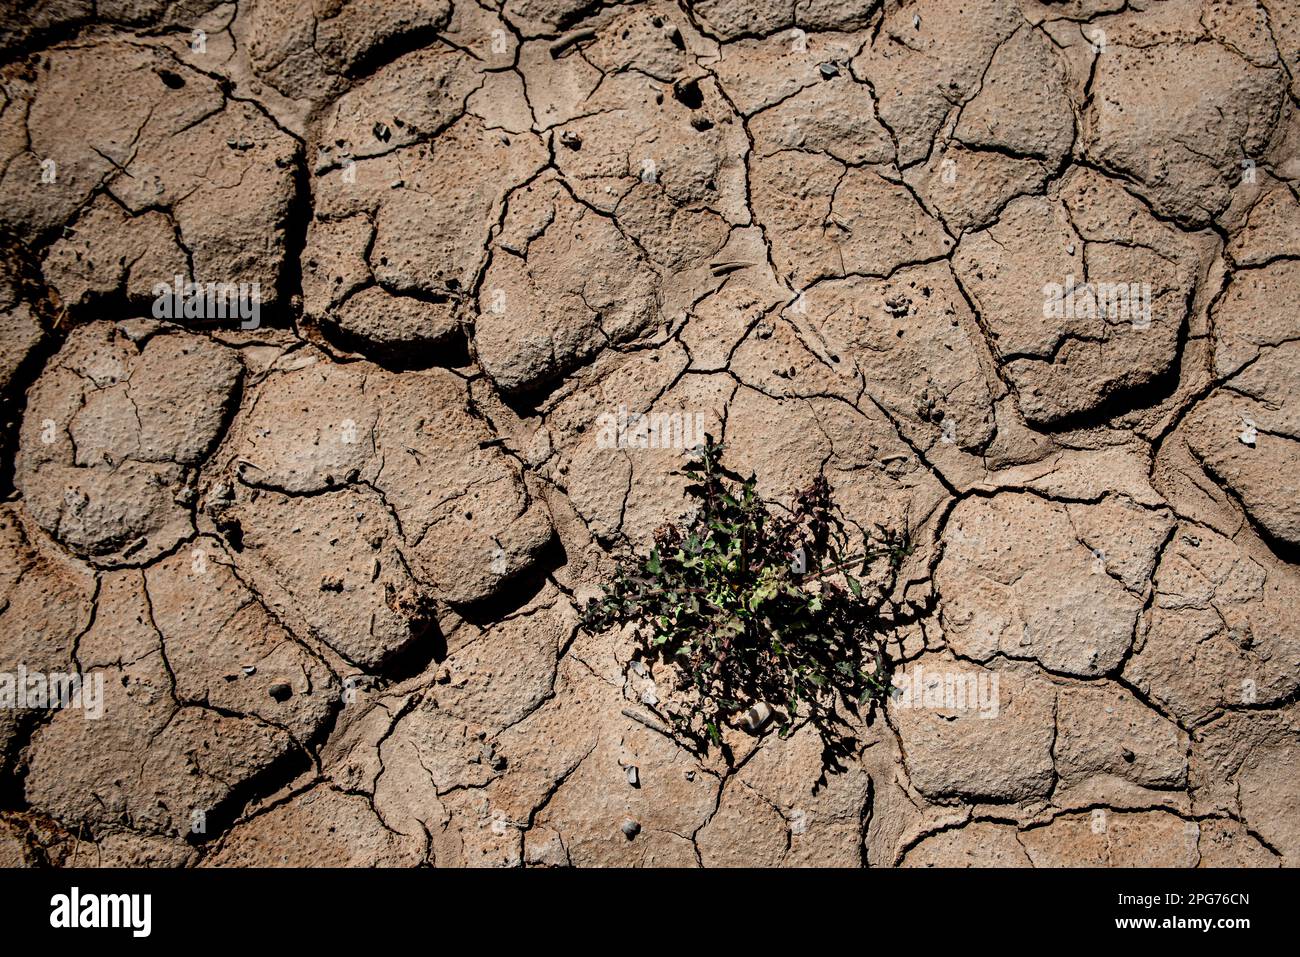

[0,0,1297,869]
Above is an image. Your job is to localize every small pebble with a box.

[739,701,773,733]
[480,743,507,770]
[621,819,641,839]
[268,683,292,702]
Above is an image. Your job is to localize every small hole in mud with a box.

[156,69,186,89]
[673,79,703,109]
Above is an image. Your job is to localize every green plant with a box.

[581,435,910,757]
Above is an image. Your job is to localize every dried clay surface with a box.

[0,0,1298,868]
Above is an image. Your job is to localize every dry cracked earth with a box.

[0,0,1298,869]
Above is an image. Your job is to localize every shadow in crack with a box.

[184,742,317,847]
[377,615,449,682]
[488,346,608,419]
[313,307,474,372]
[452,533,569,628]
